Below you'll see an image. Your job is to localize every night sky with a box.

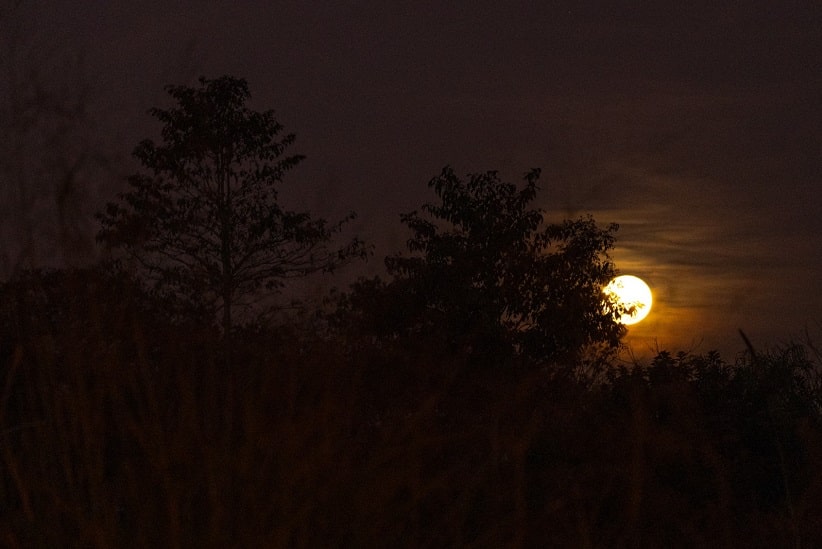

[7,1,822,356]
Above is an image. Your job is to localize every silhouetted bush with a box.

[2,266,822,546]
[336,167,625,369]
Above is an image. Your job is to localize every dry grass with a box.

[1,282,822,547]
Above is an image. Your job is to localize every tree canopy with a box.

[5,77,822,544]
[97,76,366,333]
[341,167,625,366]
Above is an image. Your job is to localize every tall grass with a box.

[2,274,822,546]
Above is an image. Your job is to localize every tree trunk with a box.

[221,273,233,368]
[222,292,232,342]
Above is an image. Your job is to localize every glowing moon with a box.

[604,275,653,325]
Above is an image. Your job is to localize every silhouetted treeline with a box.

[1,266,821,547]
[2,74,821,546]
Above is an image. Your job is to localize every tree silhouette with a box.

[343,167,625,365]
[0,0,105,277]
[97,76,365,334]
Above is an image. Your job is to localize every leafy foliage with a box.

[4,274,822,547]
[6,69,821,545]
[97,76,366,333]
[342,167,624,365]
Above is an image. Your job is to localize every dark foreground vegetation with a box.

[2,74,821,547]
[1,267,822,548]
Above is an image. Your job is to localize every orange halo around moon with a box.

[605,275,653,325]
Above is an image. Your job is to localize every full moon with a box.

[604,275,653,325]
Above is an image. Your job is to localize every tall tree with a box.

[97,76,365,334]
[343,167,625,365]
[0,0,105,277]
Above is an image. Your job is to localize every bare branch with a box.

[97,76,365,334]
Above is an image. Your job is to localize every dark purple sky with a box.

[9,0,822,355]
